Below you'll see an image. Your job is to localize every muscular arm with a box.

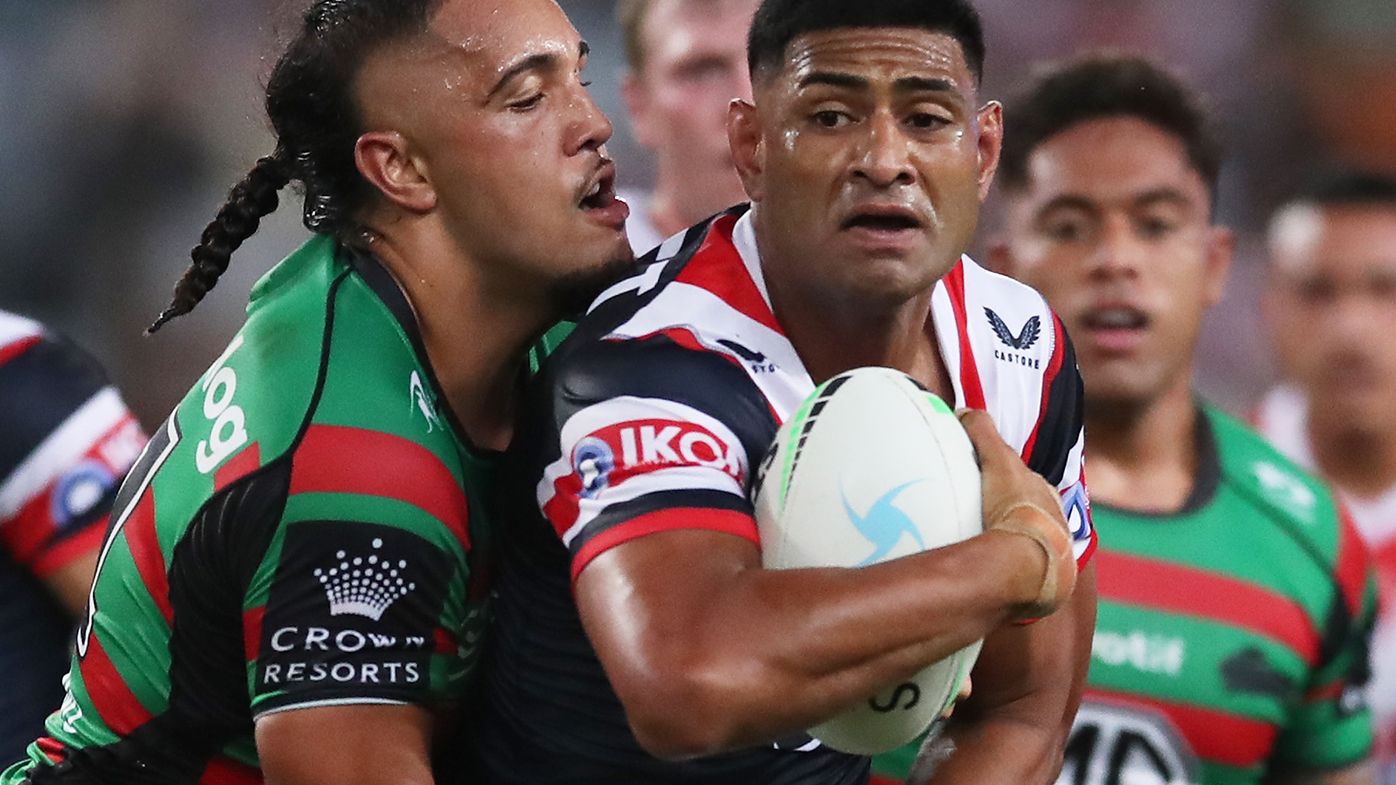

[576,523,1052,759]
[44,550,98,617]
[919,562,1096,785]
[256,704,435,785]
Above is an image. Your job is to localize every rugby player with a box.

[881,54,1380,785]
[0,0,630,783]
[1258,171,1396,779]
[0,311,144,762]
[616,0,759,253]
[481,1,1097,783]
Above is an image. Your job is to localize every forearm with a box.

[580,529,1046,754]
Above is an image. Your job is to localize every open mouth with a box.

[843,213,922,232]
[1082,306,1149,331]
[580,170,616,210]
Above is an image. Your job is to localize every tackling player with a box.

[1,1,630,784]
[0,311,144,762]
[616,0,759,253]
[1257,171,1396,780]
[480,1,1097,783]
[878,54,1379,785]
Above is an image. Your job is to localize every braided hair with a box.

[149,0,444,333]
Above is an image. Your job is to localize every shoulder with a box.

[1206,405,1345,545]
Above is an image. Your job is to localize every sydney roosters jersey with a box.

[0,310,144,762]
[479,206,1095,784]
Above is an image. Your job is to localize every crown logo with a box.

[314,538,415,621]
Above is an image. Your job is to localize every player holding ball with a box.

[479,1,1097,783]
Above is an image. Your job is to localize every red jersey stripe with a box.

[1086,687,1276,769]
[571,507,759,581]
[869,776,899,785]
[124,491,174,625]
[542,472,584,540]
[290,425,469,549]
[1095,550,1320,664]
[1020,312,1067,462]
[35,736,65,765]
[1333,506,1371,617]
[243,606,266,662]
[78,633,154,735]
[214,442,262,493]
[31,519,105,577]
[434,627,457,656]
[942,262,986,410]
[0,334,41,367]
[674,214,783,334]
[200,756,263,785]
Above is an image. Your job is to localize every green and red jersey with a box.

[873,405,1378,785]
[3,236,496,784]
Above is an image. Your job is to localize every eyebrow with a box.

[488,40,589,99]
[796,71,956,94]
[1133,187,1192,209]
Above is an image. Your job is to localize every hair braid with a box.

[147,0,443,334]
[147,152,293,333]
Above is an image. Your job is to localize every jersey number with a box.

[76,415,181,658]
[1058,702,1200,785]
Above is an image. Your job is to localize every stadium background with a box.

[2,0,1395,428]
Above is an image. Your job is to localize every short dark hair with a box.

[999,54,1222,198]
[746,0,985,84]
[1283,169,1396,211]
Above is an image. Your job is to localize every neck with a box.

[648,163,745,237]
[1307,410,1396,498]
[368,232,553,452]
[758,249,952,400]
[1083,378,1200,513]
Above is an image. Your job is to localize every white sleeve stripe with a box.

[0,312,42,347]
[1057,428,1086,494]
[0,387,128,519]
[252,697,410,721]
[561,465,744,547]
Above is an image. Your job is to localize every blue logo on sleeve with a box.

[842,480,926,566]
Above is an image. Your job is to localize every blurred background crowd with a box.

[3,0,1396,425]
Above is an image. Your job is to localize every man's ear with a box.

[728,98,765,203]
[1203,225,1235,307]
[976,101,1004,202]
[354,131,437,214]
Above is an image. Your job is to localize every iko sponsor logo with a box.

[409,371,442,433]
[985,308,1043,369]
[572,419,743,493]
[1092,630,1186,677]
[196,335,249,474]
[50,460,116,528]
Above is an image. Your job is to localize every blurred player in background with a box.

[0,0,631,784]
[616,0,759,253]
[1258,171,1396,780]
[481,1,1097,783]
[0,311,144,763]
[881,54,1377,785]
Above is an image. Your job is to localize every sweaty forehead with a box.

[779,28,972,90]
[425,0,578,74]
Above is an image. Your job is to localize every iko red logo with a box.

[572,419,742,498]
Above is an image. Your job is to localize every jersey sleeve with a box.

[533,335,777,581]
[0,332,146,576]
[1024,318,1095,568]
[1273,509,1378,770]
[245,432,471,720]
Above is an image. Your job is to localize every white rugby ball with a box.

[752,367,983,755]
